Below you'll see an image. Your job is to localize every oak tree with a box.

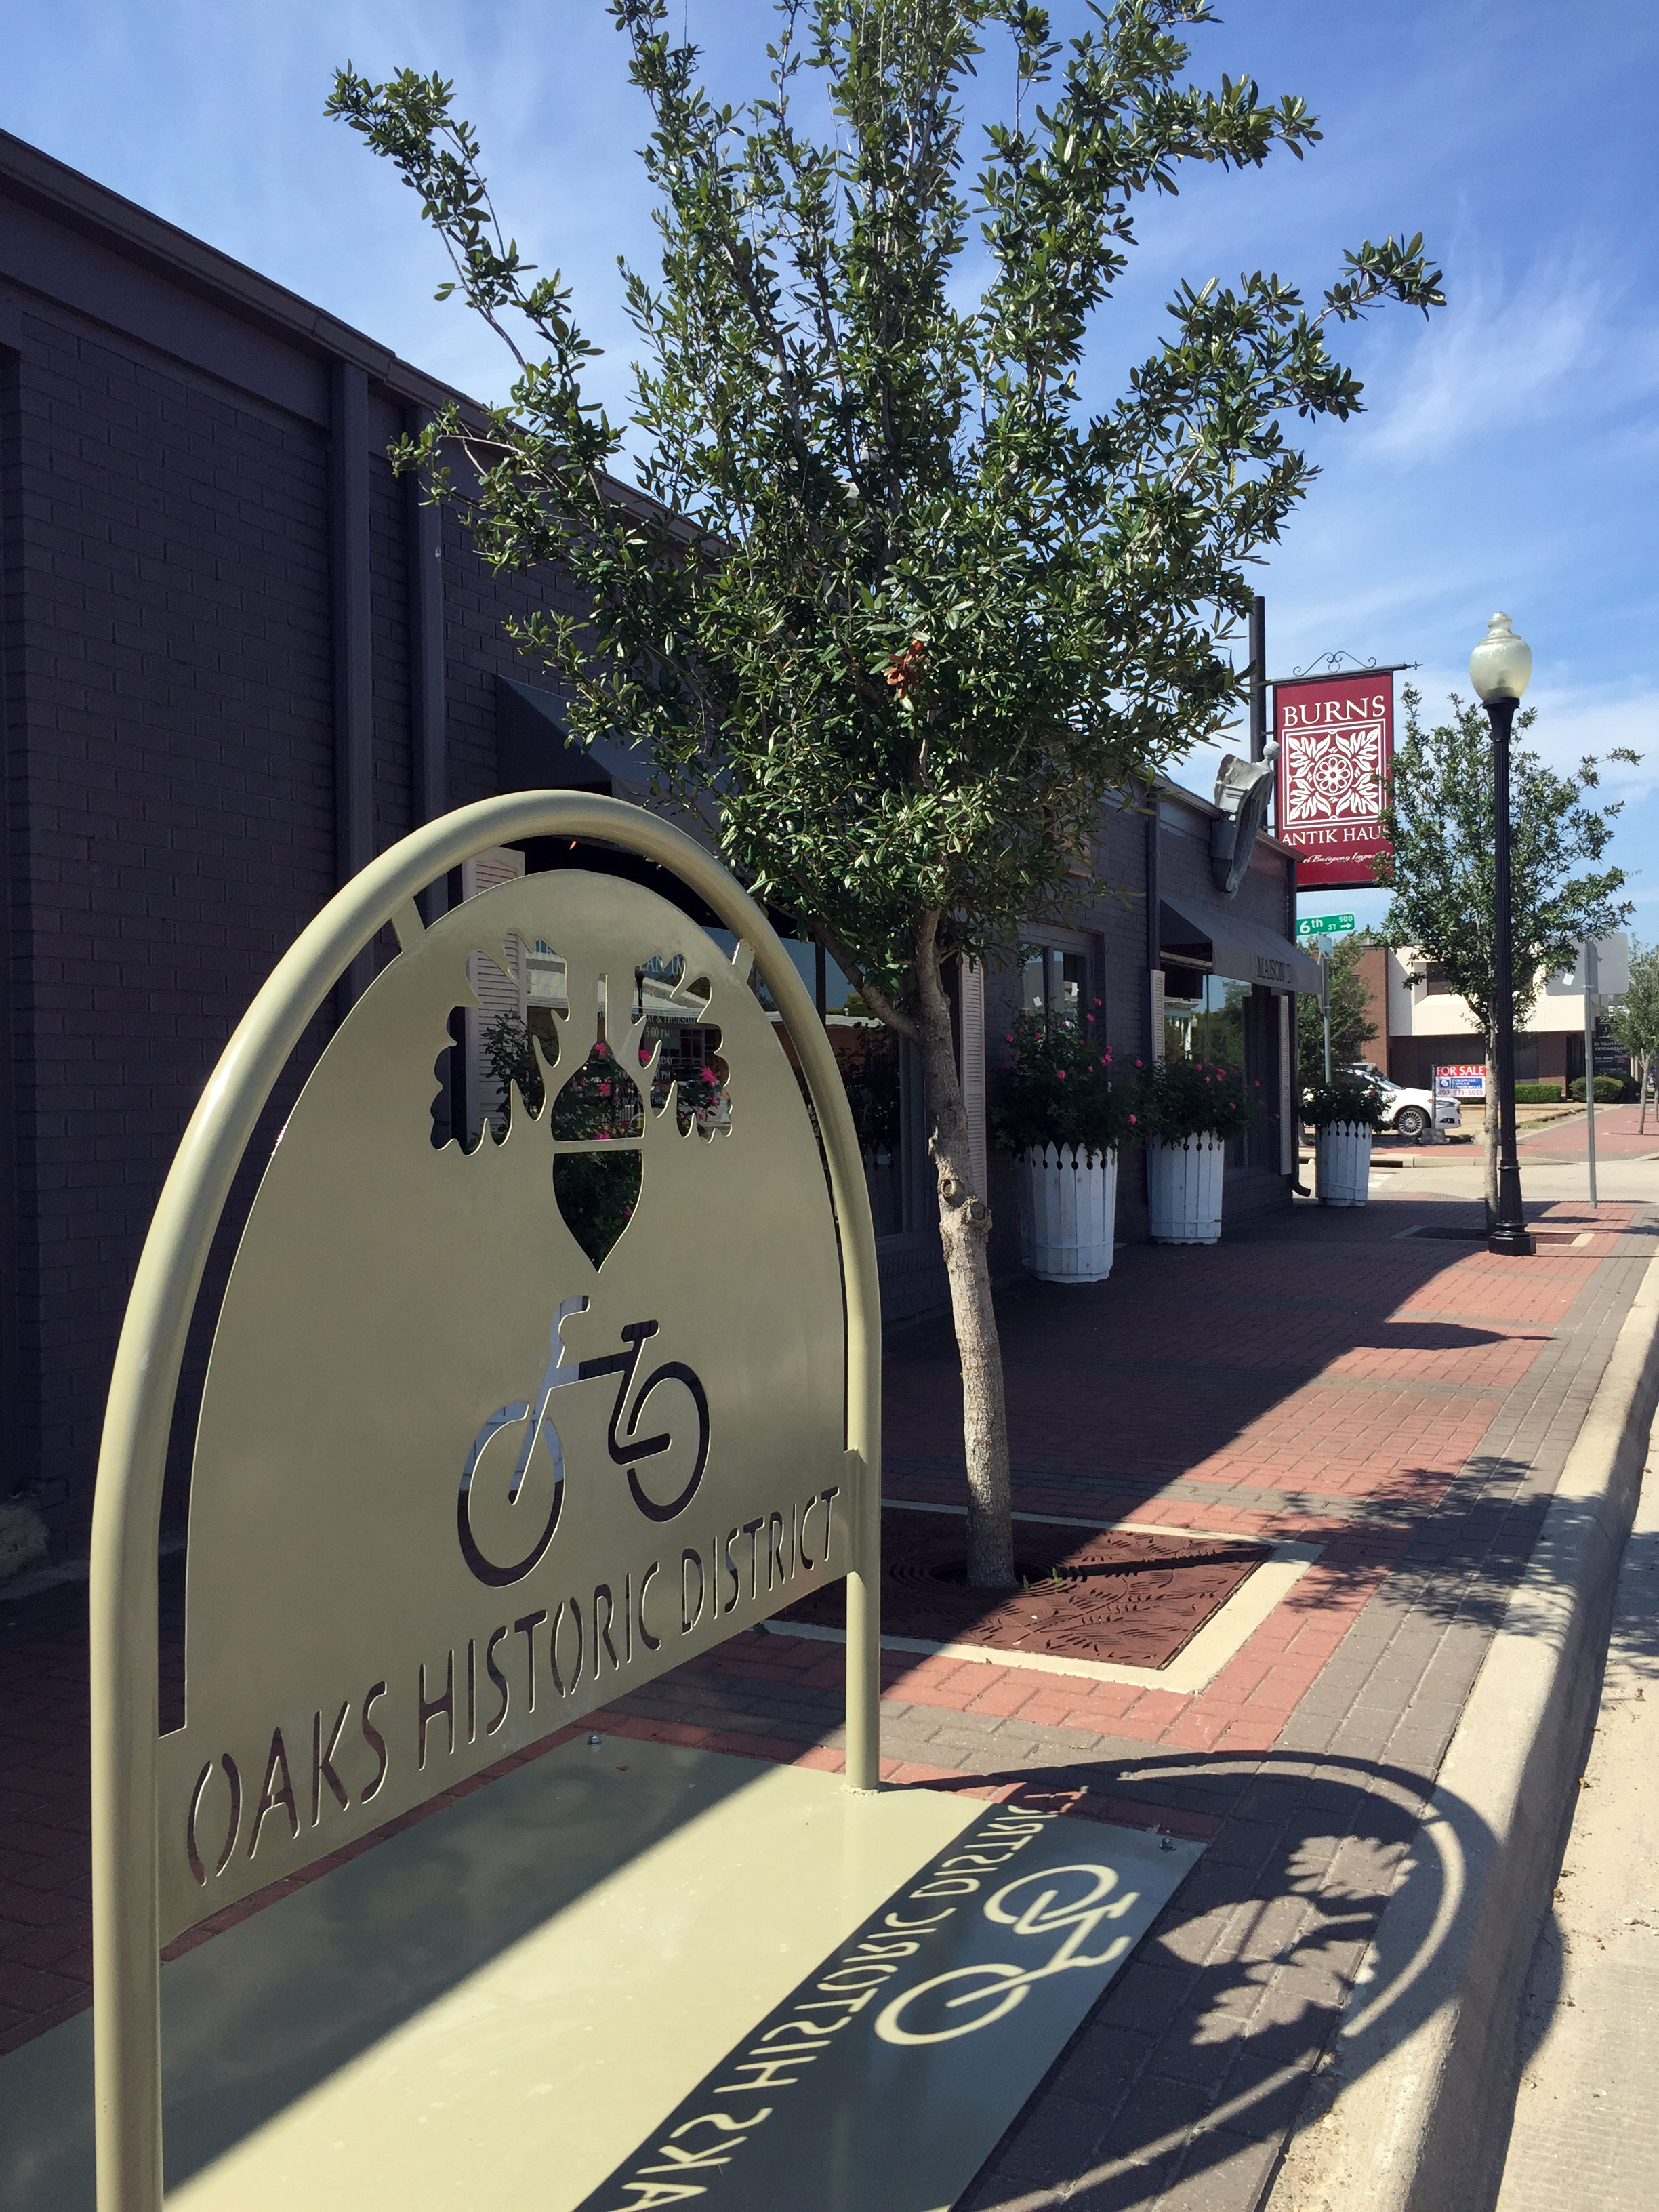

[331,0,1442,1583]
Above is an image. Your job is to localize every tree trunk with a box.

[912,932,1017,1590]
[1483,1047,1499,1225]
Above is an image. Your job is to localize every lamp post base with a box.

[1488,1225,1536,1258]
[1490,1153,1533,1257]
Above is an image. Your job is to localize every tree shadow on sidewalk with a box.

[885,1195,1643,1504]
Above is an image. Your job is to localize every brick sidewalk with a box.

[2,1187,1655,2210]
[1517,1103,1659,1162]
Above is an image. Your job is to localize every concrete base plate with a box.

[0,1739,1200,2211]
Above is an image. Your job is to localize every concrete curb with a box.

[1266,1248,1659,2212]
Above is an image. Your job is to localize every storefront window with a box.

[1019,945,1089,1032]
[705,927,918,1237]
[1163,972,1248,1067]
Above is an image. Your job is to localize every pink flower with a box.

[594,1040,609,1057]
[1056,1069,1066,1080]
[1128,1113,1138,1124]
[599,1081,612,1097]
[1135,1059,1143,1069]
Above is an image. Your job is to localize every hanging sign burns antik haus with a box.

[1274,672,1395,890]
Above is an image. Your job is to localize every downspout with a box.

[1288,852,1310,1194]
[1145,788,1162,1061]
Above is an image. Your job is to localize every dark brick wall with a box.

[369,447,411,856]
[0,279,594,1543]
[980,792,1300,1269]
[0,323,24,1495]
[981,796,1155,1277]
[4,299,342,1536]
[438,498,583,813]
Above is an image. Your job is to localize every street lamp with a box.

[1469,611,1534,1258]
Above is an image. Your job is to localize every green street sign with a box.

[1297,913,1355,937]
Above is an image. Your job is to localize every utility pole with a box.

[1322,941,1332,1084]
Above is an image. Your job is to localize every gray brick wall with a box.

[6,302,340,1536]
[0,277,601,1542]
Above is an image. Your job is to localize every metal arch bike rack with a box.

[89,792,883,2212]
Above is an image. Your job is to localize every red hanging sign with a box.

[1274,672,1394,888]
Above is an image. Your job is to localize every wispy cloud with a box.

[1398,668,1659,798]
[1363,251,1659,462]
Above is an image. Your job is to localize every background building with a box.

[1382,944,1626,1093]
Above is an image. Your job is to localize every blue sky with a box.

[5,1,1655,939]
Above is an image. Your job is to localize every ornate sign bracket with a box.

[88,794,882,2212]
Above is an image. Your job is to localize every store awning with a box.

[1160,899,1322,995]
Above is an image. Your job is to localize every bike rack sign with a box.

[92,796,884,2212]
[155,863,851,1941]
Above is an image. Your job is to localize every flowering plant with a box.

[1302,1074,1387,1132]
[991,1005,1131,1158]
[663,1062,728,1132]
[1130,1055,1261,1143]
[480,1012,643,1262]
[480,1013,642,1136]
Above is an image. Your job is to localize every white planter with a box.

[1315,1122,1372,1206]
[1018,1144,1118,1283]
[1147,1135,1225,1245]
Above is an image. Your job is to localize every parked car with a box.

[1304,1065,1459,1142]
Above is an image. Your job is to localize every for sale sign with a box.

[1275,672,1394,889]
[1435,1064,1486,1098]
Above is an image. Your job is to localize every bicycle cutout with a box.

[457,1300,710,1586]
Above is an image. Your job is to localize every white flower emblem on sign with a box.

[1284,722,1385,825]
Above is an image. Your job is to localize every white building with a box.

[1380,937,1631,1094]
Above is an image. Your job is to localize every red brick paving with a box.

[634,1200,1637,1768]
[1518,1104,1659,1161]
[0,1193,1645,2062]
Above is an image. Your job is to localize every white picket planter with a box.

[1018,1144,1118,1283]
[1315,1122,1373,1207]
[1147,1135,1225,1245]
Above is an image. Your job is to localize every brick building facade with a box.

[0,131,1311,1553]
